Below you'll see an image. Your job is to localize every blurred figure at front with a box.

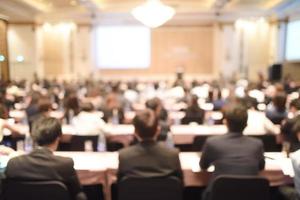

[181,95,205,125]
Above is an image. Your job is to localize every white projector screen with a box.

[286,20,300,61]
[94,26,151,69]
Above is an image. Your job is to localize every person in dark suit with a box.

[200,103,265,200]
[5,117,86,200]
[181,95,205,125]
[145,97,169,141]
[281,99,300,152]
[266,92,288,124]
[118,109,182,181]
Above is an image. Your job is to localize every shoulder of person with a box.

[205,135,227,144]
[53,155,74,167]
[156,142,179,155]
[118,145,138,158]
[243,135,264,146]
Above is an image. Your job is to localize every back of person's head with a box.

[105,93,120,109]
[145,97,162,112]
[272,92,287,112]
[133,109,159,140]
[30,91,41,105]
[293,119,300,137]
[223,103,248,133]
[189,95,199,107]
[290,99,300,111]
[65,94,79,110]
[81,102,94,112]
[31,117,62,146]
[37,98,52,113]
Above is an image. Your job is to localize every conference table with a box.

[0,151,293,200]
[97,122,280,146]
[5,122,278,148]
[9,109,223,127]
[53,151,292,200]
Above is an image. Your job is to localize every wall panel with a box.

[98,26,214,77]
[0,19,9,80]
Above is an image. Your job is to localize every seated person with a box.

[71,102,106,136]
[118,109,182,181]
[102,93,125,124]
[0,120,21,145]
[212,90,227,111]
[5,117,87,200]
[64,93,80,124]
[280,120,300,200]
[200,103,265,200]
[266,92,288,124]
[181,95,205,125]
[145,97,169,141]
[28,97,52,131]
[0,103,22,145]
[25,91,41,125]
[281,99,300,152]
[237,97,279,134]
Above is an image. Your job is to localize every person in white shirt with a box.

[0,118,22,146]
[245,109,280,135]
[71,102,106,136]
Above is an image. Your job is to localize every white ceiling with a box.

[0,0,300,25]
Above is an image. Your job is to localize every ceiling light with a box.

[131,0,175,28]
[0,55,5,62]
[70,0,77,6]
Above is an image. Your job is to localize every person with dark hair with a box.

[5,117,87,200]
[102,93,125,124]
[71,102,106,136]
[236,97,279,135]
[145,97,169,140]
[181,95,205,125]
[291,121,300,197]
[25,91,41,123]
[280,120,300,200]
[266,92,288,124]
[27,97,52,131]
[118,109,182,181]
[281,99,300,152]
[64,93,80,124]
[200,103,265,200]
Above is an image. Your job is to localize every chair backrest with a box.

[3,179,70,200]
[106,141,124,152]
[210,175,270,200]
[118,176,183,200]
[70,135,99,151]
[192,135,209,151]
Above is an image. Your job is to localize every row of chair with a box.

[1,175,270,200]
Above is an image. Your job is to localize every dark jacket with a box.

[181,106,205,125]
[5,147,86,200]
[281,115,300,152]
[200,133,265,200]
[118,141,182,181]
[200,133,265,178]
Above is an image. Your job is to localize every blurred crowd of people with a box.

[0,73,299,151]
